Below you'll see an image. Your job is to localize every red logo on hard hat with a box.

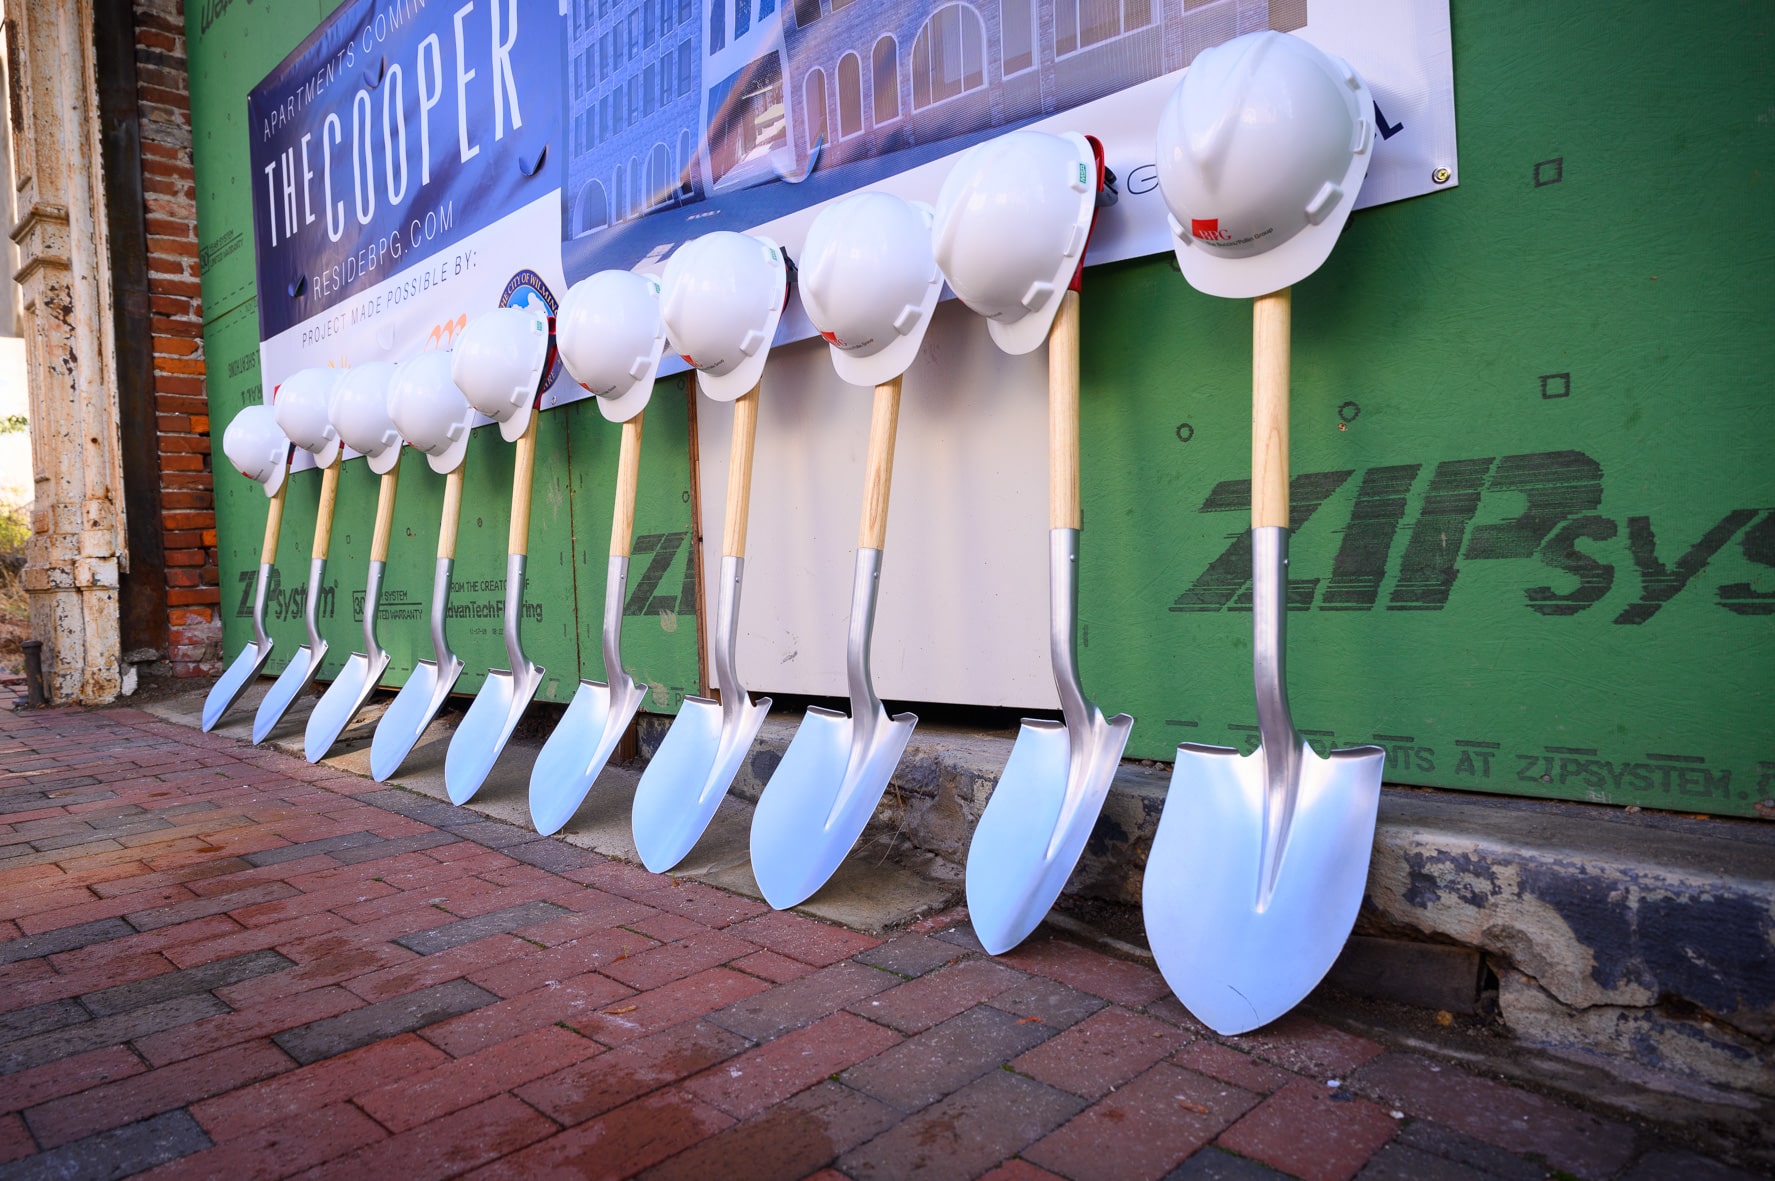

[819,331,847,348]
[1191,219,1230,242]
[680,354,696,367]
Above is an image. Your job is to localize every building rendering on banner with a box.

[563,0,1304,239]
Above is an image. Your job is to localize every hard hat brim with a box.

[260,457,288,499]
[597,380,653,423]
[365,443,402,475]
[306,436,342,470]
[426,431,472,476]
[498,399,535,443]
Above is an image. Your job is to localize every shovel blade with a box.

[750,707,917,910]
[966,712,1134,956]
[370,656,465,781]
[444,665,544,805]
[1144,740,1384,1035]
[252,642,326,745]
[529,675,648,836]
[203,640,273,732]
[304,651,389,762]
[630,692,771,873]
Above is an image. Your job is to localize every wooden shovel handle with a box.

[722,383,761,559]
[260,474,288,565]
[508,412,539,557]
[312,453,342,561]
[610,413,645,559]
[369,463,400,563]
[858,376,902,551]
[1049,289,1082,531]
[438,465,464,561]
[1252,288,1291,530]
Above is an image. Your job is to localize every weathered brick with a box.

[1172,1041,1296,1096]
[1217,1078,1400,1181]
[841,1004,1053,1113]
[1169,1146,1293,1179]
[1024,1063,1260,1181]
[729,949,816,984]
[853,933,967,979]
[986,973,1108,1032]
[726,910,881,967]
[683,1011,901,1119]
[570,968,770,1047]
[241,832,385,867]
[131,983,364,1067]
[272,980,496,1065]
[0,994,227,1074]
[470,1089,731,1180]
[996,932,1170,1008]
[11,1109,210,1178]
[1236,1014,1387,1079]
[134,1102,386,1181]
[419,969,634,1058]
[838,1068,1085,1181]
[600,926,758,992]
[847,958,1024,1035]
[79,949,292,1016]
[0,1044,146,1115]
[467,926,657,999]
[1389,1120,1548,1181]
[284,1093,554,1180]
[356,1024,600,1133]
[642,1080,899,1181]
[636,880,770,930]
[517,1019,751,1127]
[1351,1054,1638,1180]
[24,1039,291,1149]
[189,1033,447,1141]
[396,901,572,956]
[1011,1006,1193,1100]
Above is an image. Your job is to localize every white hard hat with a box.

[556,270,666,423]
[273,367,344,468]
[328,361,404,474]
[659,231,788,401]
[451,305,551,442]
[387,350,476,475]
[1155,31,1375,299]
[801,192,942,386]
[932,130,1098,356]
[221,404,289,498]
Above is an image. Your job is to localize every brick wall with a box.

[133,0,218,675]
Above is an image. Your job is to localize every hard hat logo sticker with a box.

[1191,218,1230,241]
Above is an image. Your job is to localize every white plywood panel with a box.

[697,297,1059,710]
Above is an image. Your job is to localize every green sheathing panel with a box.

[564,378,704,715]
[1078,3,1773,815]
[187,0,334,323]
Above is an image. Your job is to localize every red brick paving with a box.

[0,704,1754,1180]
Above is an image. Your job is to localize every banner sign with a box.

[249,0,1456,453]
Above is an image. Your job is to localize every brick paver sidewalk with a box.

[0,706,1757,1180]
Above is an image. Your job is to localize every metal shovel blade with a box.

[631,555,771,873]
[965,529,1134,956]
[203,563,276,732]
[252,557,330,745]
[370,557,464,781]
[444,554,544,804]
[751,548,917,910]
[530,556,649,835]
[1143,528,1385,1035]
[305,560,391,762]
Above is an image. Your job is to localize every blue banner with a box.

[248,0,562,340]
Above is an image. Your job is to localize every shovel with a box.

[202,460,289,731]
[369,463,467,781]
[630,382,771,872]
[965,289,1134,955]
[252,453,343,744]
[529,412,650,834]
[749,376,916,908]
[1144,289,1385,1035]
[304,460,401,760]
[444,410,545,803]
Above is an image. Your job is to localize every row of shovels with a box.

[207,32,1386,1035]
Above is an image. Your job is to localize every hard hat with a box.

[800,192,941,386]
[221,404,289,498]
[1155,30,1375,299]
[659,231,789,401]
[273,367,344,468]
[932,130,1099,356]
[556,269,667,423]
[328,361,405,474]
[387,350,476,475]
[451,305,551,442]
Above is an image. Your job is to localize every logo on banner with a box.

[500,269,562,393]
